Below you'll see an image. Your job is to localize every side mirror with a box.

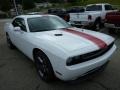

[68,22,71,25]
[14,27,21,31]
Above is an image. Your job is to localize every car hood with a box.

[30,27,114,55]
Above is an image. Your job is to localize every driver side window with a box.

[12,18,27,32]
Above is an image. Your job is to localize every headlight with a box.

[66,42,114,66]
[66,56,81,66]
[66,58,73,66]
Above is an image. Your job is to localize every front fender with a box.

[31,40,68,76]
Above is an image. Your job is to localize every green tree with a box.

[22,0,35,10]
[48,0,63,3]
[34,0,46,3]
[67,0,79,3]
[0,0,11,12]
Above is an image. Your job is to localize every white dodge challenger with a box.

[4,15,116,82]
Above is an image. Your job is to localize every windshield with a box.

[86,5,102,11]
[27,16,71,32]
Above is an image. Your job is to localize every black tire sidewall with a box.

[34,51,55,82]
[93,19,102,31]
[6,34,15,49]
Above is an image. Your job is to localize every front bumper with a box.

[105,23,120,29]
[56,44,116,81]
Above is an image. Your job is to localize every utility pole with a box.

[13,0,18,15]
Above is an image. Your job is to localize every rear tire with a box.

[92,19,103,31]
[6,34,15,49]
[34,50,55,82]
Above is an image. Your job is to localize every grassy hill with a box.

[42,0,120,9]
[63,0,120,8]
[84,0,120,5]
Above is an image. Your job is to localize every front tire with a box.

[34,50,55,82]
[92,19,103,31]
[6,34,15,49]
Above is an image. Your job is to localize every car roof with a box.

[87,3,110,6]
[27,12,44,15]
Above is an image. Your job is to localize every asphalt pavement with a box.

[0,19,120,90]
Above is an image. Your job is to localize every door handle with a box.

[20,31,24,34]
[14,29,20,32]
[14,29,24,34]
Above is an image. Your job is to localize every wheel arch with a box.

[32,48,51,64]
[6,32,8,35]
[95,17,102,22]
[33,48,45,59]
[33,48,56,81]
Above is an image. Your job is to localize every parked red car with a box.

[105,11,120,33]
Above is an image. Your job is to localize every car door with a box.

[12,18,29,54]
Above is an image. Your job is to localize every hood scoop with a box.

[54,33,63,36]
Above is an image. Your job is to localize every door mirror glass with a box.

[68,22,74,27]
[14,27,21,31]
[68,22,71,25]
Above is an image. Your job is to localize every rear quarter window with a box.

[86,5,102,11]
[105,5,114,10]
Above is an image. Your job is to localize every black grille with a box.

[67,42,114,66]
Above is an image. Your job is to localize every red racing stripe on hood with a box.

[64,29,107,49]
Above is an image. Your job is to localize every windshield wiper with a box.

[59,26,73,30]
[31,29,57,32]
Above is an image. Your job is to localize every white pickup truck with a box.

[70,3,117,30]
